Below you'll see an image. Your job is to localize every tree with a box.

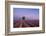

[22,16,25,20]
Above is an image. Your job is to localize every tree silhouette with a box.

[22,16,25,20]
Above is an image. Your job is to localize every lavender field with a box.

[13,20,39,28]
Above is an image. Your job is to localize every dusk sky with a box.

[13,8,39,20]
